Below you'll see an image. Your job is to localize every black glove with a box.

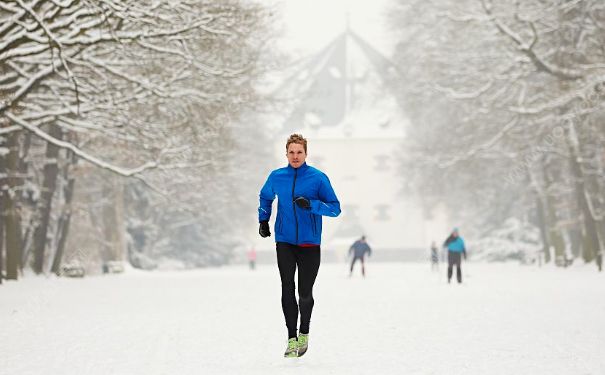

[294,196,311,209]
[259,220,271,238]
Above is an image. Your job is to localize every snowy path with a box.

[1,262,604,375]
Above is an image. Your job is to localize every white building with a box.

[261,25,445,262]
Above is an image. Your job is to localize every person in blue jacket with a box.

[258,134,341,357]
[443,228,467,284]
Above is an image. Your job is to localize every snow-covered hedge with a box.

[469,218,541,263]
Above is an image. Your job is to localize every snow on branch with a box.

[509,75,605,115]
[0,124,22,135]
[6,111,161,178]
[438,11,490,23]
[433,80,494,100]
[59,17,217,46]
[136,41,241,77]
[14,0,81,112]
[437,115,520,169]
[481,0,583,81]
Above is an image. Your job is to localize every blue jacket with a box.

[258,162,341,245]
[446,237,466,253]
[349,240,371,258]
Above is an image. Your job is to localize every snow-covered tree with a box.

[0,0,277,279]
[388,0,605,267]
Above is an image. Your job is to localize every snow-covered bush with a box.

[469,218,541,263]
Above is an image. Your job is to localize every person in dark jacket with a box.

[258,133,341,358]
[443,228,467,283]
[349,235,372,277]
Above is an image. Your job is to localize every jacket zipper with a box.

[292,168,298,244]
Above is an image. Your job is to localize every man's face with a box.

[287,143,306,168]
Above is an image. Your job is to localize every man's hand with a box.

[294,196,311,209]
[259,221,271,238]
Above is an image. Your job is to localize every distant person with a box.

[443,228,467,284]
[258,134,341,358]
[247,246,257,270]
[349,235,372,277]
[596,251,602,272]
[430,241,439,271]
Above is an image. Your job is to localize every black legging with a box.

[447,251,462,283]
[276,242,321,339]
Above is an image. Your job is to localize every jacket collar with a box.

[287,162,309,172]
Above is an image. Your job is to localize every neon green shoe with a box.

[297,333,309,357]
[284,338,298,358]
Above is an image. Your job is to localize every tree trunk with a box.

[540,164,558,263]
[568,227,582,258]
[0,213,3,284]
[18,132,34,271]
[102,175,125,263]
[566,123,603,267]
[535,194,551,263]
[32,125,62,274]
[51,151,77,275]
[4,130,23,280]
[0,133,5,284]
[114,178,125,262]
[544,163,565,261]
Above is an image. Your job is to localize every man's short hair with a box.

[286,134,307,153]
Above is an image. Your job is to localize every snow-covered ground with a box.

[1,262,604,375]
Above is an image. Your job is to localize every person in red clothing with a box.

[247,246,257,270]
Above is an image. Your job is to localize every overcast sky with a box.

[276,0,395,57]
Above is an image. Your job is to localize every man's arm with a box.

[258,173,275,222]
[443,234,453,248]
[308,174,341,217]
[461,238,467,260]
